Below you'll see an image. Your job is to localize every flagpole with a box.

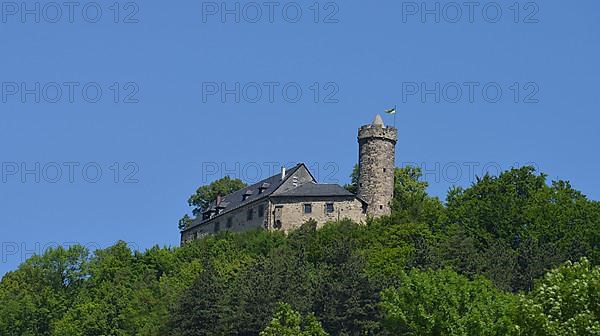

[393,104,396,128]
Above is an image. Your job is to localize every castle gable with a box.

[271,164,317,195]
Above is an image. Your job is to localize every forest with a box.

[0,166,598,335]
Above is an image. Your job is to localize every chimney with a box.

[281,166,286,180]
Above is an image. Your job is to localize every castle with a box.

[181,115,397,243]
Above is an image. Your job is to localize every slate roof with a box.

[272,182,355,197]
[183,163,305,232]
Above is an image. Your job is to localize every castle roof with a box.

[272,182,355,198]
[183,163,306,231]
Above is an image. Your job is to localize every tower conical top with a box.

[372,114,384,126]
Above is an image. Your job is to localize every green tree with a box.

[178,214,193,231]
[510,258,600,335]
[343,164,359,194]
[187,176,247,216]
[51,241,163,335]
[260,303,328,336]
[392,166,429,212]
[168,263,233,336]
[442,166,600,291]
[360,217,435,279]
[0,245,89,336]
[310,235,385,335]
[381,268,514,336]
[391,166,445,225]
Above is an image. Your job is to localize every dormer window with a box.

[258,182,270,194]
[202,207,215,220]
[242,190,253,201]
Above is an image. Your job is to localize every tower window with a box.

[383,168,386,172]
[325,203,334,214]
[303,203,312,214]
[379,205,383,210]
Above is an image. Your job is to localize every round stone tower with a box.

[357,114,397,217]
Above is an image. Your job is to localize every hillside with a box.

[1,166,598,335]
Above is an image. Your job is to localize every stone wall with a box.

[181,195,365,243]
[357,124,397,217]
[268,196,366,232]
[181,199,270,243]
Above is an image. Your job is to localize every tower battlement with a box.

[357,124,398,142]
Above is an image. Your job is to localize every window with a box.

[227,217,233,229]
[247,208,253,220]
[325,203,334,214]
[274,220,282,229]
[258,183,270,194]
[303,203,312,214]
[379,205,383,210]
[383,168,386,172]
[214,222,220,233]
[258,204,265,217]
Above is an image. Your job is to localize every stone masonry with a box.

[357,115,398,217]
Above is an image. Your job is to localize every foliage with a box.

[510,258,600,335]
[0,245,89,336]
[381,268,514,335]
[1,166,599,335]
[260,302,328,336]
[187,176,247,216]
[178,214,193,231]
[441,166,600,291]
[343,164,359,194]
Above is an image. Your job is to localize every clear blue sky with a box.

[1,0,599,276]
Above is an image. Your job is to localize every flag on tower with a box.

[384,106,396,114]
